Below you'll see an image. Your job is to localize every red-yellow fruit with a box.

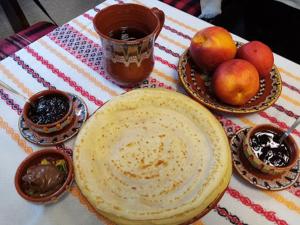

[212,59,260,106]
[189,26,237,71]
[236,41,274,78]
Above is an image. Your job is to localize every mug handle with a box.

[151,7,165,40]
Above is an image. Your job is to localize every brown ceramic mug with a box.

[93,3,165,87]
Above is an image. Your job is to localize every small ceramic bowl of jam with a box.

[15,149,74,203]
[23,89,74,134]
[243,124,299,175]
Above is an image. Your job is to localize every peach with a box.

[189,26,237,71]
[212,59,260,106]
[237,41,274,78]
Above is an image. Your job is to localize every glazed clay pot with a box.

[23,89,75,134]
[15,149,74,203]
[93,3,165,87]
[243,124,299,175]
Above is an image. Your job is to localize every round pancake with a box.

[74,88,232,225]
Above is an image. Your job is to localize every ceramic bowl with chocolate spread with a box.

[243,124,299,175]
[14,149,74,203]
[23,89,75,134]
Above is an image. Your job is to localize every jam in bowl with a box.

[14,149,74,203]
[243,124,299,175]
[23,90,75,134]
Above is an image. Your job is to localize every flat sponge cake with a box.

[74,88,232,225]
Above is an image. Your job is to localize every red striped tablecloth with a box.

[0,0,299,224]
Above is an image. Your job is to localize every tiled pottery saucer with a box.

[19,93,88,146]
[230,128,300,191]
[178,44,282,114]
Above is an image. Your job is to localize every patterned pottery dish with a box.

[177,43,282,114]
[243,124,299,175]
[19,93,88,146]
[23,89,75,134]
[15,149,74,203]
[231,128,300,191]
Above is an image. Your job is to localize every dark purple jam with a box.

[249,130,290,167]
[28,94,69,125]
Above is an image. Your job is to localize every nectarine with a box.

[212,59,260,106]
[237,41,274,78]
[189,26,237,71]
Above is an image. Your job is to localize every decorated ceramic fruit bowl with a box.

[22,89,75,134]
[15,149,74,203]
[177,42,282,114]
[243,124,299,175]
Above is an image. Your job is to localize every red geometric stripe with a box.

[258,111,300,137]
[163,24,191,40]
[0,88,23,115]
[282,80,300,95]
[155,42,181,58]
[215,205,247,225]
[227,187,288,225]
[155,56,177,69]
[272,103,298,119]
[25,46,104,106]
[12,54,56,90]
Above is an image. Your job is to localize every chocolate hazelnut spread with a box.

[28,94,69,125]
[249,130,290,167]
[22,159,67,197]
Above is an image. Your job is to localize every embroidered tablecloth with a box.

[1,0,300,224]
